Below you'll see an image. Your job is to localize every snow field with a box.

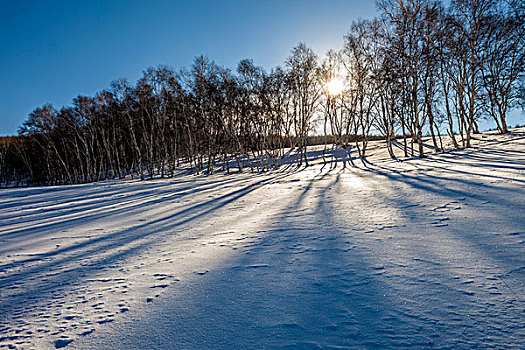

[0,130,524,349]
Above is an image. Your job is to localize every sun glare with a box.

[326,78,344,97]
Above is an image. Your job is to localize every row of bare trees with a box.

[319,0,523,159]
[1,52,320,186]
[1,0,523,186]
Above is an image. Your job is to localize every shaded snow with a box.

[0,130,524,349]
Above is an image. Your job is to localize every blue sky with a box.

[0,0,376,135]
[1,1,521,136]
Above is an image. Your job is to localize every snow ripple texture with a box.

[0,130,524,349]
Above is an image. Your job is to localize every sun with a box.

[326,78,344,97]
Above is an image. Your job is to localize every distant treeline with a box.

[1,0,523,187]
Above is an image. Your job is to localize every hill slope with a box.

[0,129,524,349]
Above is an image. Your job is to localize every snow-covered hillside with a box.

[1,130,524,349]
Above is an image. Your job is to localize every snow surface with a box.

[1,130,524,349]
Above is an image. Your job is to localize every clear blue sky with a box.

[0,0,376,136]
[2,1,521,136]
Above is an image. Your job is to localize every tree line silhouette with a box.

[1,0,523,186]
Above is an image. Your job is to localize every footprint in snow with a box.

[193,270,208,275]
[97,318,114,324]
[232,264,270,270]
[461,290,476,296]
[54,338,74,348]
[78,329,95,336]
[153,273,169,280]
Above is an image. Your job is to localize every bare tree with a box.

[286,43,321,166]
[343,19,381,158]
[479,1,524,133]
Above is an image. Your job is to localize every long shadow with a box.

[0,173,262,228]
[388,132,525,160]
[0,164,269,214]
[0,170,299,317]
[354,151,525,279]
[0,173,271,242]
[41,146,524,349]
[361,157,524,288]
[93,162,524,349]
[85,169,420,349]
[328,167,524,347]
[4,140,524,348]
[357,156,522,211]
[429,152,525,173]
[0,176,265,258]
[425,161,525,184]
[0,170,293,272]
